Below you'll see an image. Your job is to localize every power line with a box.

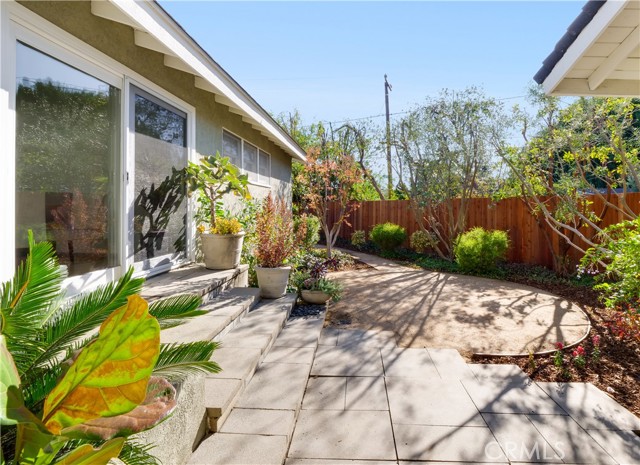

[324,94,528,125]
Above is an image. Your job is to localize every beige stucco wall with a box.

[18,1,293,204]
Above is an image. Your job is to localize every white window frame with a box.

[222,128,271,188]
[0,1,197,291]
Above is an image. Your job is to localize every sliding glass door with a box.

[130,86,188,274]
[15,42,121,278]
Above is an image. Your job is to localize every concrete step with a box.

[190,309,326,465]
[202,293,297,434]
[159,287,261,344]
[141,264,249,302]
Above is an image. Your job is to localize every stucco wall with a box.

[18,1,292,203]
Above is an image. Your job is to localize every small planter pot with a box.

[301,289,331,305]
[201,232,245,270]
[255,266,291,299]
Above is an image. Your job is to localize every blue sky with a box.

[159,1,583,126]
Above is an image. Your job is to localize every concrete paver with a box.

[469,363,530,382]
[427,348,476,380]
[527,414,617,464]
[188,432,288,465]
[211,347,262,382]
[394,424,507,462]
[537,382,640,431]
[287,461,396,465]
[219,333,272,353]
[289,410,396,460]
[587,428,640,465]
[482,413,563,463]
[386,377,485,426]
[219,408,296,440]
[262,346,315,365]
[462,378,568,415]
[381,347,440,378]
[274,317,324,348]
[236,362,310,410]
[311,345,384,376]
[345,377,388,411]
[336,329,397,349]
[318,328,340,346]
[302,377,346,411]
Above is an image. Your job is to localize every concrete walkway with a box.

[328,250,591,355]
[286,328,640,465]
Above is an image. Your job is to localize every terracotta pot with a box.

[201,232,245,270]
[255,266,291,299]
[301,289,331,305]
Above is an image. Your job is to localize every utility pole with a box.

[384,74,393,197]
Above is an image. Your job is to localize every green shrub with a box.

[294,214,321,250]
[410,230,436,253]
[454,227,509,273]
[351,230,366,249]
[370,223,407,251]
[580,216,640,308]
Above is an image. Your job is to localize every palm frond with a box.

[26,267,144,375]
[0,233,65,374]
[119,441,160,465]
[153,341,221,381]
[148,294,204,322]
[157,319,187,330]
[0,232,64,319]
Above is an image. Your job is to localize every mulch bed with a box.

[472,276,640,417]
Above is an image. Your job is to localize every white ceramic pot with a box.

[301,289,331,305]
[201,232,245,270]
[255,266,291,299]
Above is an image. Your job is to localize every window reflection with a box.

[133,91,187,263]
[15,42,120,276]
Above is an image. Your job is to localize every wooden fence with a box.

[326,193,640,269]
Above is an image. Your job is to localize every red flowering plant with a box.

[553,342,564,367]
[255,193,306,268]
[572,345,586,369]
[591,335,601,363]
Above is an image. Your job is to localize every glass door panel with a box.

[15,42,120,277]
[131,87,187,272]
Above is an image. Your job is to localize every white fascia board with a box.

[108,0,306,162]
[542,0,630,95]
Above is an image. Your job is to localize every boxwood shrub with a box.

[370,222,407,252]
[454,227,509,273]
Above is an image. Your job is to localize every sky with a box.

[159,1,584,127]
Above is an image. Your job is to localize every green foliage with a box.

[370,223,407,252]
[294,214,321,251]
[453,227,509,273]
[211,218,243,235]
[350,230,366,249]
[351,179,382,201]
[580,217,640,308]
[185,153,250,231]
[410,230,436,253]
[0,234,219,464]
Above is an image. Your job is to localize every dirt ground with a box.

[326,251,591,356]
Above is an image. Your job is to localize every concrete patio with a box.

[283,327,640,465]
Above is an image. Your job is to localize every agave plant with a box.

[0,232,220,464]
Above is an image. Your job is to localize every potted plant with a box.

[254,193,305,298]
[186,153,250,270]
[293,258,343,304]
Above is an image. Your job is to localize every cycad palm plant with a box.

[1,233,220,464]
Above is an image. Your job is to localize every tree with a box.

[297,126,363,258]
[500,87,640,273]
[392,88,509,260]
